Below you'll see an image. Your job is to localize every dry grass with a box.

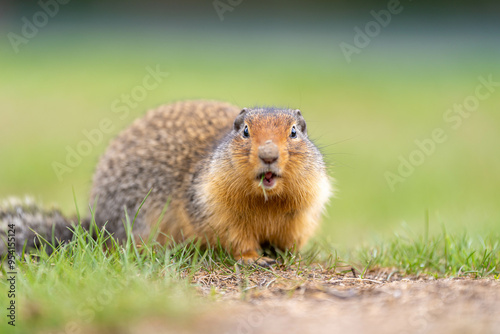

[190,267,498,333]
[123,266,500,334]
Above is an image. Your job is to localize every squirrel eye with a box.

[290,126,297,138]
[243,125,250,138]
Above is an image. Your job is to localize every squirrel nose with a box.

[258,140,279,164]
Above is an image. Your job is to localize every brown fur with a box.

[90,101,332,264]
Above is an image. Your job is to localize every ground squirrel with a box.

[1,100,332,265]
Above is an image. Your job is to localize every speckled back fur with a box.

[90,100,241,240]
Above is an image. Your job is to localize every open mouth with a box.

[258,171,278,189]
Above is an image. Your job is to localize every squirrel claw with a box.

[254,256,276,268]
[236,255,276,268]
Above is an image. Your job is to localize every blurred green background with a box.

[1,1,499,248]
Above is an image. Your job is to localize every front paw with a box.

[234,251,276,267]
[252,256,276,267]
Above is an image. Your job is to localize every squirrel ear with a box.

[294,109,307,135]
[233,108,248,131]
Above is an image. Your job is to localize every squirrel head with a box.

[229,107,318,200]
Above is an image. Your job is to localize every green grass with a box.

[356,226,499,278]
[1,206,498,333]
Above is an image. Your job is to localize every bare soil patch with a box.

[186,266,500,334]
[66,266,500,334]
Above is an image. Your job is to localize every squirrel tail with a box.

[0,197,84,256]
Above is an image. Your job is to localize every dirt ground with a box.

[81,266,499,334]
[182,267,500,334]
